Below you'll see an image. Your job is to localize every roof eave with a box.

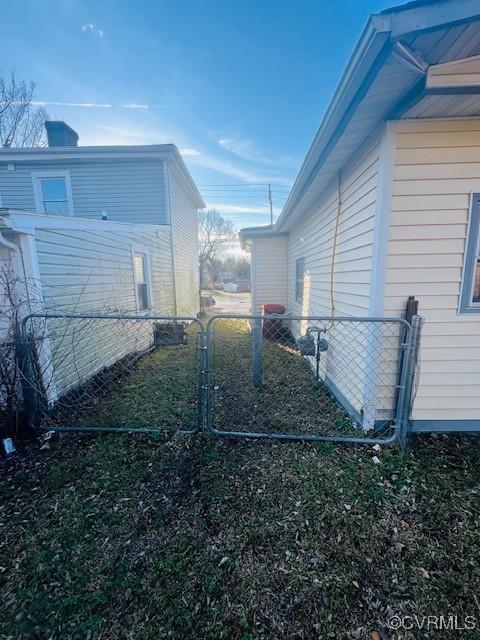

[274,0,480,233]
[275,19,391,231]
[0,143,205,210]
[239,225,288,250]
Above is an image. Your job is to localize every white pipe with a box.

[0,229,19,253]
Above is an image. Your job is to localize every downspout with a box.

[163,161,179,315]
[0,229,19,253]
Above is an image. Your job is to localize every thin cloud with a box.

[180,148,201,157]
[185,153,291,186]
[32,101,112,108]
[122,104,149,110]
[82,23,104,38]
[204,202,281,215]
[31,101,160,110]
[218,135,298,171]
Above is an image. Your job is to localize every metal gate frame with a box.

[19,312,205,435]
[204,314,422,447]
[18,312,422,447]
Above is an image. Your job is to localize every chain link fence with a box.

[19,313,204,434]
[10,311,419,446]
[206,314,418,443]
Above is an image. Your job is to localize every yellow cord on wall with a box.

[329,171,342,316]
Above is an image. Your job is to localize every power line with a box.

[198,183,291,189]
[203,195,273,199]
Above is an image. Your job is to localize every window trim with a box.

[131,247,153,312]
[295,257,306,303]
[459,192,480,314]
[31,170,74,216]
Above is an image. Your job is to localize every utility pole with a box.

[268,183,273,226]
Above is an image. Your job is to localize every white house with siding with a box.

[241,0,480,435]
[0,121,204,398]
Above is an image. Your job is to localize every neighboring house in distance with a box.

[0,121,204,318]
[241,0,480,435]
[0,121,204,399]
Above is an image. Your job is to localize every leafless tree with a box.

[223,255,250,280]
[0,73,47,148]
[0,256,35,436]
[199,209,236,286]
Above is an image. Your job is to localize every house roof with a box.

[240,0,480,239]
[0,143,205,209]
[0,208,164,235]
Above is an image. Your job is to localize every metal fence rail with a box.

[206,314,420,445]
[15,311,421,447]
[20,312,204,435]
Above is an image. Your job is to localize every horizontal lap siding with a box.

[169,169,199,316]
[0,159,167,224]
[35,227,174,314]
[287,136,380,317]
[386,119,480,421]
[34,225,174,396]
[287,135,381,416]
[251,236,288,314]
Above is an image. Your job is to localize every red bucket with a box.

[262,304,286,338]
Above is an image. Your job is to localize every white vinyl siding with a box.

[35,226,173,314]
[33,224,174,397]
[287,133,380,317]
[169,166,200,316]
[0,159,167,224]
[284,135,381,419]
[251,236,288,314]
[385,118,480,422]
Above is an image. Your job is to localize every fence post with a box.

[252,318,263,387]
[197,328,208,432]
[15,334,38,432]
[398,315,422,450]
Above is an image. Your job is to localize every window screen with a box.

[295,258,305,303]
[134,253,150,310]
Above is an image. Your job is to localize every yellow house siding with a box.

[385,118,480,422]
[427,55,480,89]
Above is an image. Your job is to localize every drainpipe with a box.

[163,161,179,315]
[0,229,19,253]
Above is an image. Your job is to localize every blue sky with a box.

[2,0,399,228]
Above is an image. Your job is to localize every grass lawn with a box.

[2,433,480,639]
[1,320,480,639]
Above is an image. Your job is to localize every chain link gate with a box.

[18,312,420,446]
[205,314,421,445]
[19,312,205,435]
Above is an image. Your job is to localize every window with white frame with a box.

[133,251,151,311]
[459,193,480,313]
[32,171,73,215]
[295,257,305,303]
